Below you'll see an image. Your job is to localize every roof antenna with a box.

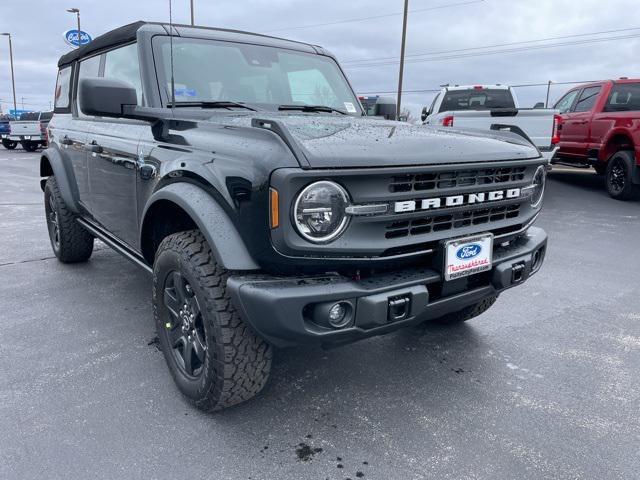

[168,0,176,111]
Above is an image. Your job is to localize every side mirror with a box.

[421,106,431,122]
[533,102,545,109]
[79,78,138,118]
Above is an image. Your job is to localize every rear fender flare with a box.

[40,147,80,213]
[141,183,260,271]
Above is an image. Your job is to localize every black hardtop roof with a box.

[57,20,322,67]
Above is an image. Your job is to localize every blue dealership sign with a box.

[63,29,92,47]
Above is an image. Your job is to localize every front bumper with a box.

[228,227,547,347]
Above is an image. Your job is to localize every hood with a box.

[194,112,541,169]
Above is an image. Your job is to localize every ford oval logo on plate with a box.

[456,243,482,260]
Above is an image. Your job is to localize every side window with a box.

[554,90,579,114]
[428,93,439,115]
[573,86,601,113]
[103,43,143,104]
[77,55,101,117]
[604,83,640,112]
[54,66,72,111]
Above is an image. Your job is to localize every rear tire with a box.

[430,295,498,325]
[21,140,38,152]
[605,151,640,200]
[153,230,272,411]
[2,139,17,150]
[44,177,94,263]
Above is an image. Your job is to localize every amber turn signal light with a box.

[269,188,279,229]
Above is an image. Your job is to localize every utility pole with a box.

[396,0,409,120]
[67,8,81,48]
[21,97,25,110]
[190,0,195,25]
[545,80,552,108]
[1,33,18,115]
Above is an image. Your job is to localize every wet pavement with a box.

[0,148,639,480]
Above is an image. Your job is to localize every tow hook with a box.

[388,295,411,322]
[511,261,526,284]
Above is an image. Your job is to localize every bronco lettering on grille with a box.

[394,188,521,213]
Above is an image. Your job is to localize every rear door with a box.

[560,85,601,158]
[87,42,147,248]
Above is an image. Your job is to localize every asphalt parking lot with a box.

[0,147,638,480]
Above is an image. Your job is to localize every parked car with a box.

[42,21,548,411]
[0,114,17,149]
[8,111,52,151]
[358,95,397,120]
[421,85,561,162]
[552,78,640,200]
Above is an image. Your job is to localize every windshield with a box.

[153,37,362,115]
[439,89,516,112]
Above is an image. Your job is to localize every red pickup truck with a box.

[553,78,640,200]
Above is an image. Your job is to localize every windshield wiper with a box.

[169,101,257,111]
[278,104,347,115]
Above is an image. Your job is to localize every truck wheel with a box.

[44,177,94,263]
[153,230,272,411]
[21,140,38,152]
[430,295,497,325]
[606,151,640,200]
[2,139,17,150]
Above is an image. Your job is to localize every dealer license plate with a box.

[444,234,493,281]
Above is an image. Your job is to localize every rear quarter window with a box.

[604,83,640,112]
[54,66,72,112]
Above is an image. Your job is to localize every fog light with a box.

[328,302,349,328]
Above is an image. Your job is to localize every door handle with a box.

[60,136,73,146]
[85,141,103,153]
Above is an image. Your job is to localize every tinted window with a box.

[103,43,142,104]
[604,83,640,112]
[438,89,515,112]
[20,112,40,120]
[40,112,53,121]
[54,66,72,110]
[573,86,601,113]
[554,90,579,113]
[77,55,101,116]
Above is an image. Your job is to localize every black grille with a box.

[385,204,521,239]
[389,167,527,193]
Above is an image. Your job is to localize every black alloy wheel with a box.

[46,193,60,252]
[160,271,207,378]
[608,157,627,195]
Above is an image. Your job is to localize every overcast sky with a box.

[1,0,639,118]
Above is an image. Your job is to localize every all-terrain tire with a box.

[1,139,17,149]
[153,230,272,411]
[606,151,640,200]
[431,295,498,325]
[44,176,94,263]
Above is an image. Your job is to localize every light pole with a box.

[67,8,81,48]
[1,33,17,116]
[190,0,195,25]
[396,0,409,120]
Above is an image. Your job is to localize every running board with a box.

[76,218,152,274]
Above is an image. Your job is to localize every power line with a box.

[263,0,484,32]
[342,26,640,65]
[344,33,640,68]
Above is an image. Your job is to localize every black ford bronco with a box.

[42,21,548,411]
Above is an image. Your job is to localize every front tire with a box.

[21,140,39,152]
[606,151,640,200]
[44,177,94,263]
[153,230,272,411]
[430,295,498,325]
[1,139,17,149]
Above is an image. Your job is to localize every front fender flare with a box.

[141,183,260,271]
[40,147,80,213]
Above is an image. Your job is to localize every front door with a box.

[87,120,147,247]
[561,86,601,159]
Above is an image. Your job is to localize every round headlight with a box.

[530,165,546,208]
[293,181,350,243]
